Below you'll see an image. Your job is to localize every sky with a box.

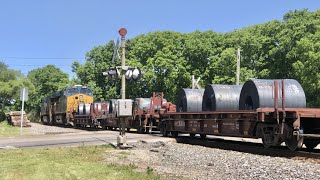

[0,0,319,78]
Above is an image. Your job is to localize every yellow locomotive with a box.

[40,85,93,125]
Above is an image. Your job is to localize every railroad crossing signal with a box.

[125,67,142,80]
[103,67,142,81]
[102,67,120,78]
[112,38,120,63]
[102,28,144,148]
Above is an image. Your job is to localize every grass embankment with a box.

[0,145,160,180]
[0,121,21,137]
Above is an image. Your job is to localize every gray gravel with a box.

[23,122,84,135]
[19,123,320,179]
[106,141,320,180]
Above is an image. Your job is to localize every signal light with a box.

[102,67,120,78]
[103,67,143,81]
[125,67,141,80]
[132,68,141,80]
[125,69,133,80]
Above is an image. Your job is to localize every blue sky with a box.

[0,0,318,77]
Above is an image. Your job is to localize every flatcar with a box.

[159,79,320,151]
[73,92,171,133]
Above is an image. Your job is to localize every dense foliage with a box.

[73,10,320,106]
[27,65,70,113]
[0,62,35,120]
[0,63,69,121]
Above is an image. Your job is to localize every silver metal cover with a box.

[176,88,204,112]
[202,85,243,111]
[239,79,306,110]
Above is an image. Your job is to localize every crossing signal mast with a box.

[103,28,142,147]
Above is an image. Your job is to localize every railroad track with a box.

[174,135,320,163]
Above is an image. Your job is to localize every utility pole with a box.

[236,48,241,85]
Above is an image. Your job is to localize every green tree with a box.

[0,62,35,120]
[72,9,320,107]
[27,65,69,115]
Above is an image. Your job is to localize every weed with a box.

[147,166,154,175]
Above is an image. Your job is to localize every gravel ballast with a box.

[105,141,320,180]
[23,122,84,135]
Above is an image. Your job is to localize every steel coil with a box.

[78,103,85,115]
[176,88,204,112]
[109,99,118,115]
[135,98,167,110]
[135,98,151,109]
[202,85,243,111]
[239,79,306,110]
[84,104,91,115]
[94,102,102,113]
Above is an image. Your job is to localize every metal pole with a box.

[121,36,126,100]
[236,48,241,85]
[20,88,25,135]
[120,33,126,137]
[118,28,127,146]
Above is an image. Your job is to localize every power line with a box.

[5,64,71,67]
[0,56,85,60]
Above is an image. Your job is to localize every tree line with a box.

[1,9,319,121]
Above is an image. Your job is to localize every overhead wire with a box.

[0,56,85,60]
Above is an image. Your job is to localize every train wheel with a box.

[146,127,150,134]
[73,123,79,129]
[262,136,271,148]
[285,129,304,151]
[171,131,178,138]
[160,123,168,137]
[304,141,319,150]
[137,127,145,134]
[162,128,169,137]
[261,133,281,148]
[190,133,196,138]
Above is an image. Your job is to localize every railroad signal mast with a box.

[103,28,142,147]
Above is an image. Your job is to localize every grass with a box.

[0,145,160,180]
[116,151,130,159]
[0,121,22,137]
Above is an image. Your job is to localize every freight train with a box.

[41,79,320,151]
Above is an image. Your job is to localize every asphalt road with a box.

[0,131,175,149]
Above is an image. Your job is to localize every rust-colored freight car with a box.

[159,80,320,151]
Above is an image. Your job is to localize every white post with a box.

[236,48,241,85]
[20,88,25,135]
